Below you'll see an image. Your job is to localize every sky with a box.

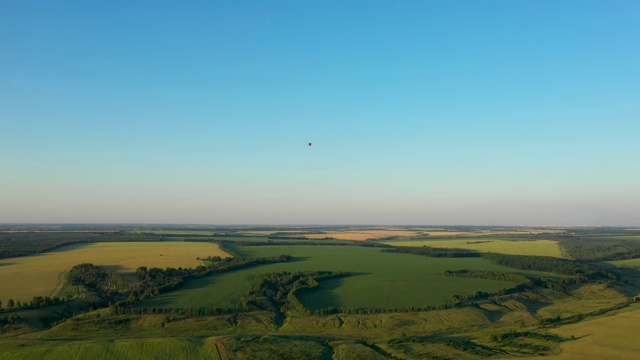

[1,0,639,226]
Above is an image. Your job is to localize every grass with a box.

[385,239,564,258]
[143,245,522,311]
[536,284,629,320]
[130,230,215,235]
[525,305,640,360]
[0,242,230,304]
[280,307,492,337]
[420,230,564,237]
[303,229,421,241]
[608,258,640,268]
[0,338,220,360]
[217,336,330,360]
[332,343,390,360]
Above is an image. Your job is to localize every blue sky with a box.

[1,0,638,225]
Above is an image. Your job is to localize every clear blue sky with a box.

[1,0,638,225]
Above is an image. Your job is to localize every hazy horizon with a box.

[2,1,639,226]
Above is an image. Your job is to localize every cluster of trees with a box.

[490,330,565,343]
[481,253,618,280]
[0,314,24,327]
[382,246,481,258]
[68,263,127,296]
[113,255,294,308]
[559,238,640,261]
[109,305,228,317]
[0,296,62,312]
[239,270,350,317]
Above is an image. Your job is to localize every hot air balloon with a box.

[308,142,312,147]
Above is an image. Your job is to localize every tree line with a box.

[382,246,481,258]
[480,253,618,280]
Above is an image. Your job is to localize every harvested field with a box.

[0,242,230,304]
[385,239,563,257]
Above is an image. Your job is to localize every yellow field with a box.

[521,305,640,360]
[385,239,564,257]
[304,229,421,241]
[0,242,230,304]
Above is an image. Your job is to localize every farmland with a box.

[1,225,640,360]
[142,245,517,310]
[0,338,221,360]
[523,305,640,360]
[385,239,564,258]
[0,241,230,303]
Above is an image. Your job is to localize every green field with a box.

[143,245,519,310]
[131,230,216,235]
[0,338,220,360]
[385,239,564,258]
[608,258,640,268]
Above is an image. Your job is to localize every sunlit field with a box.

[385,239,564,258]
[522,306,640,360]
[0,338,221,360]
[130,230,215,235]
[420,230,564,237]
[608,258,640,268]
[0,242,230,303]
[303,229,421,241]
[142,245,520,311]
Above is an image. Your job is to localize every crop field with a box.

[424,230,562,237]
[0,338,221,360]
[522,306,640,360]
[130,230,215,235]
[384,239,564,257]
[0,242,230,303]
[143,245,520,310]
[303,229,422,240]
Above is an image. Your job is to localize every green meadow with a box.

[142,245,517,310]
[384,239,564,258]
[0,338,220,360]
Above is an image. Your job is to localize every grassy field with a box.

[143,245,521,311]
[0,338,221,360]
[609,258,640,268]
[303,229,421,240]
[130,230,215,235]
[520,305,640,360]
[0,242,230,304]
[385,239,564,257]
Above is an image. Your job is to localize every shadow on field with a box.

[300,272,370,310]
[287,256,311,263]
[100,264,127,272]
